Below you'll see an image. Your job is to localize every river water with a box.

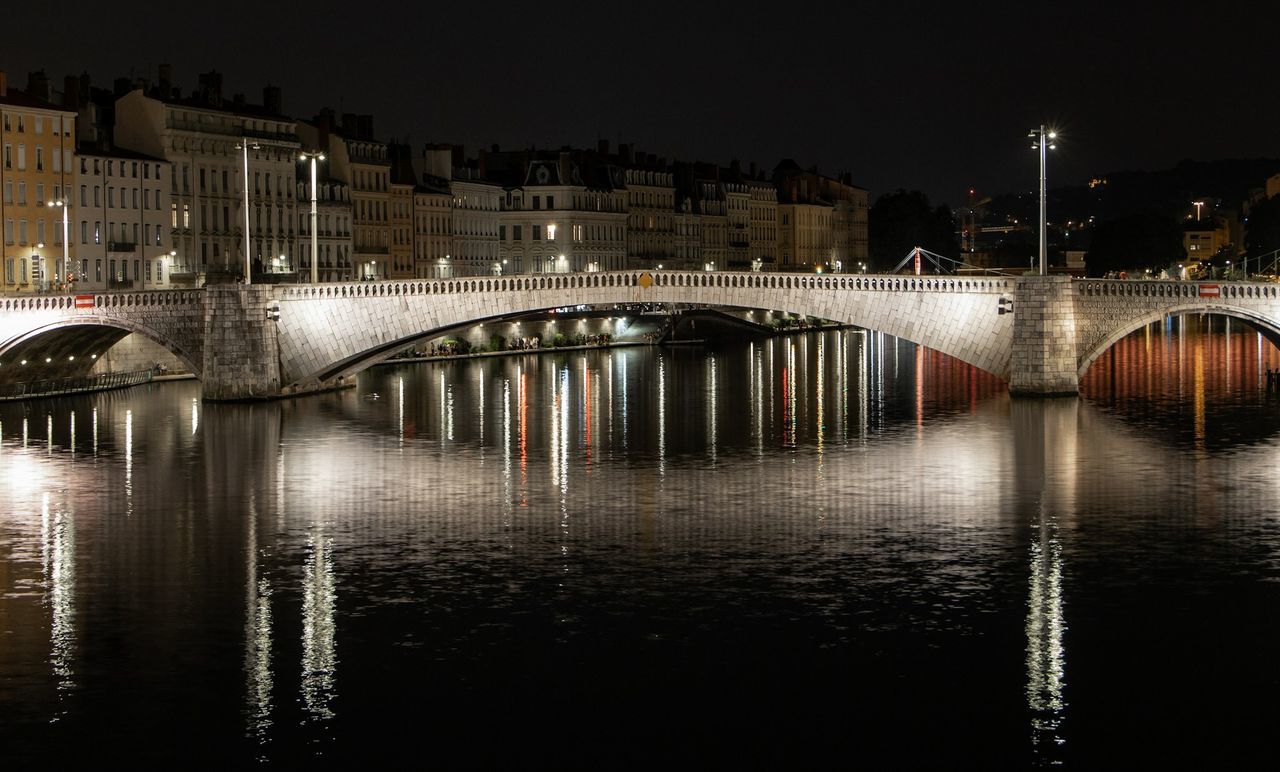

[3,316,1280,768]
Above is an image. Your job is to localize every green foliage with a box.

[1085,214,1185,276]
[868,190,960,271]
[552,333,569,348]
[489,333,506,352]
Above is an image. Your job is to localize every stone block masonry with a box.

[200,286,283,400]
[1009,276,1080,395]
[8,272,1280,400]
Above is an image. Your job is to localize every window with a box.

[94,186,101,207]
[107,160,114,176]
[183,204,190,227]
[36,183,43,205]
[172,203,178,227]
[16,115,24,133]
[80,221,87,244]
[3,219,11,244]
[533,196,540,210]
[52,146,60,172]
[108,187,114,207]
[533,225,542,240]
[35,147,43,171]
[16,144,25,170]
[514,225,522,241]
[199,168,206,191]
[2,181,9,204]
[2,144,9,169]
[37,220,45,244]
[17,181,25,205]
[19,220,28,244]
[80,185,87,206]
[547,196,554,209]
[94,221,101,244]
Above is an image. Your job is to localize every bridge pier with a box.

[201,285,284,401]
[1010,276,1080,396]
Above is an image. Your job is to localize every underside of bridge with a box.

[0,325,132,384]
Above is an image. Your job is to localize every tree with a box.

[1246,195,1280,267]
[1085,214,1185,277]
[868,190,960,271]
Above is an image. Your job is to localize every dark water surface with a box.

[3,317,1280,768]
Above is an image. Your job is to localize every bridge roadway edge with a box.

[9,272,1280,401]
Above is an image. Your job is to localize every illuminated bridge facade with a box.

[2,273,1279,399]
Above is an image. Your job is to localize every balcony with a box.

[107,241,137,253]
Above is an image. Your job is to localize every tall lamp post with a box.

[47,198,70,288]
[235,139,262,284]
[299,150,326,284]
[1028,125,1057,276]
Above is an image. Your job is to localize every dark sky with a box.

[5,1,1277,205]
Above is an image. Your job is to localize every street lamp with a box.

[299,150,326,284]
[47,199,70,289]
[1028,125,1057,276]
[234,139,261,284]
[1193,200,1205,222]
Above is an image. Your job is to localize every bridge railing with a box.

[0,369,153,401]
[0,289,203,314]
[1074,279,1280,301]
[274,271,1016,300]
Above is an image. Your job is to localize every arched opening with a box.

[1078,307,1280,378]
[0,319,201,386]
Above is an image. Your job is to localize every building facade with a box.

[295,170,353,283]
[623,165,674,268]
[746,178,778,270]
[1,72,77,292]
[113,75,299,280]
[73,148,172,289]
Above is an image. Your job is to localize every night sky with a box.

[5,1,1277,205]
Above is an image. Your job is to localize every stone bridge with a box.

[2,272,1278,399]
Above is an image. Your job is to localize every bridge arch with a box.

[1077,303,1280,377]
[274,274,1014,392]
[0,315,203,382]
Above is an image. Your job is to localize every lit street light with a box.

[1028,125,1057,276]
[234,139,262,284]
[299,150,326,284]
[46,199,70,288]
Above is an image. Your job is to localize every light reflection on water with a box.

[1,320,1279,767]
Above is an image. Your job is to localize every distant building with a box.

[488,148,626,274]
[746,175,778,271]
[1,70,78,292]
[294,164,353,283]
[114,73,300,280]
[74,146,172,289]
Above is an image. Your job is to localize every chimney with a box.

[262,85,282,115]
[158,63,172,96]
[597,139,609,156]
[26,70,51,101]
[0,70,6,97]
[316,109,333,149]
[62,75,79,109]
[197,70,223,107]
[78,72,90,101]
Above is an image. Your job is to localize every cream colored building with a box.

[74,148,172,290]
[746,178,777,270]
[624,166,674,268]
[724,180,750,270]
[412,181,452,278]
[497,156,627,274]
[1,72,77,292]
[295,171,353,283]
[114,77,299,280]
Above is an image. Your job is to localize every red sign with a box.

[75,294,95,309]
[1198,284,1220,298]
